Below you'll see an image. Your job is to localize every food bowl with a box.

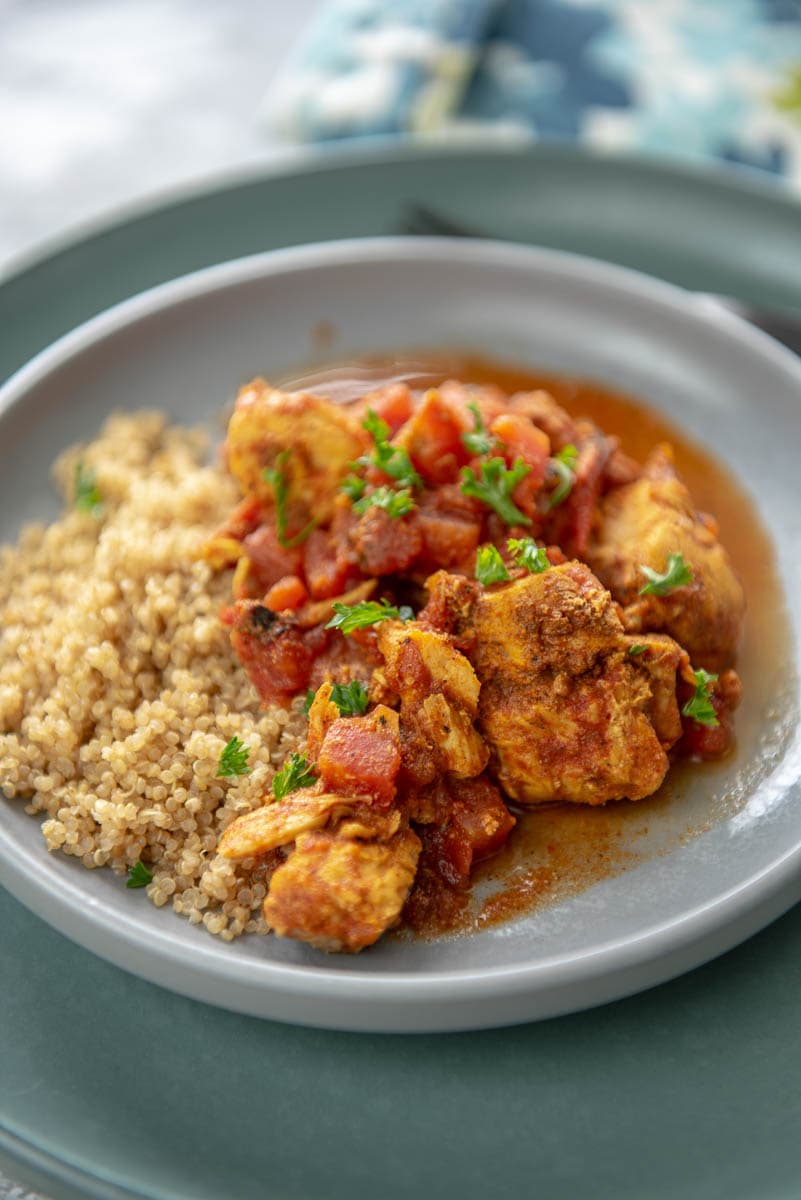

[0,238,799,1032]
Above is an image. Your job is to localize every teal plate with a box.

[3,144,801,1200]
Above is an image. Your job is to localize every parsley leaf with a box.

[681,668,719,728]
[217,735,252,778]
[330,680,369,716]
[126,860,153,889]
[340,473,366,502]
[263,450,318,548]
[356,409,422,490]
[461,401,496,457]
[628,644,648,656]
[74,461,103,516]
[507,537,549,574]
[272,752,317,801]
[325,598,414,636]
[547,444,578,509]
[475,545,511,587]
[639,552,693,596]
[303,688,317,716]
[460,457,531,526]
[353,486,415,518]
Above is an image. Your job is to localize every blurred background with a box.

[1,0,800,271]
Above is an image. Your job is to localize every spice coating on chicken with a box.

[586,445,745,672]
[263,826,421,953]
[468,563,686,805]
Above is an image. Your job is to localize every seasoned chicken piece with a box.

[263,827,421,953]
[217,788,351,860]
[469,563,684,805]
[226,379,365,525]
[624,633,693,748]
[377,622,488,781]
[587,444,745,671]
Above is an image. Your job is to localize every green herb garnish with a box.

[126,860,153,889]
[356,409,422,490]
[475,545,511,587]
[353,486,415,518]
[507,537,550,574]
[547,444,578,509]
[272,752,317,801]
[217,735,252,778]
[330,680,370,716]
[325,598,414,636]
[638,552,693,596]
[460,457,531,526]
[461,401,496,457]
[74,461,103,516]
[628,644,648,656]
[263,450,317,548]
[303,688,317,716]
[340,473,366,502]
[682,668,719,728]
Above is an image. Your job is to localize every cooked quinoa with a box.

[0,412,306,941]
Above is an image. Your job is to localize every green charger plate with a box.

[2,143,801,1200]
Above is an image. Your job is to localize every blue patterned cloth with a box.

[265,0,801,187]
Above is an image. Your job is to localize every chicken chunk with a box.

[263,827,421,952]
[226,379,365,526]
[586,444,745,671]
[377,622,488,782]
[469,563,684,805]
[217,788,350,860]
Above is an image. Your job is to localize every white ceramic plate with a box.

[1,238,799,1032]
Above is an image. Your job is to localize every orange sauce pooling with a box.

[279,354,792,939]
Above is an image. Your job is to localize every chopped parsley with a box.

[330,680,370,716]
[639,552,693,596]
[355,409,422,491]
[352,485,415,518]
[475,545,511,587]
[547,444,578,509]
[682,668,719,728]
[507,537,550,574]
[217,735,252,778]
[325,598,414,636]
[74,461,103,516]
[340,473,366,502]
[263,450,317,548]
[126,860,153,889]
[461,401,496,457]
[303,688,317,716]
[272,752,317,801]
[628,644,648,656]
[460,457,531,527]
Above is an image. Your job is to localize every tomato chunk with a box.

[230,602,314,702]
[351,507,422,576]
[491,413,550,519]
[242,524,303,591]
[433,776,515,884]
[396,389,469,485]
[318,715,401,807]
[264,574,308,612]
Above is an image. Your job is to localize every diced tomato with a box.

[264,575,308,612]
[303,528,352,599]
[396,389,470,486]
[351,507,422,576]
[230,602,315,701]
[544,436,608,558]
[490,413,550,519]
[417,509,480,570]
[432,776,515,885]
[317,717,401,807]
[242,524,303,591]
[362,383,415,435]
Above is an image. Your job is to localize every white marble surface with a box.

[1,2,319,1194]
[0,0,320,273]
